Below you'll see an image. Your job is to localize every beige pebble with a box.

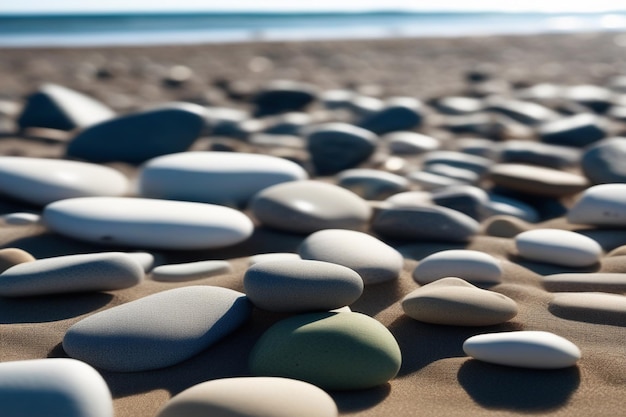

[482,215,531,238]
[0,248,35,273]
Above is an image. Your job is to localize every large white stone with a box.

[567,184,626,226]
[138,151,307,207]
[43,197,254,250]
[463,331,581,369]
[0,358,113,417]
[412,250,503,285]
[0,157,128,206]
[515,229,603,267]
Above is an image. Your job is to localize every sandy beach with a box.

[1,31,626,417]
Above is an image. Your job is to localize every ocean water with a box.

[1,11,626,47]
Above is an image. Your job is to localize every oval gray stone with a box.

[336,168,409,200]
[250,180,371,234]
[538,113,607,147]
[384,131,440,155]
[0,252,144,297]
[243,259,363,312]
[412,250,503,285]
[249,253,301,266]
[63,286,252,372]
[581,137,626,184]
[298,229,404,285]
[357,97,423,134]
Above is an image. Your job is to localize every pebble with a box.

[253,80,317,116]
[63,286,252,372]
[125,252,160,272]
[151,260,233,282]
[305,123,377,175]
[488,163,589,196]
[422,151,493,176]
[563,84,614,113]
[0,212,41,225]
[407,170,466,190]
[262,112,312,136]
[243,259,363,312]
[298,229,404,285]
[549,292,626,320]
[456,137,498,159]
[538,113,607,147]
[431,185,489,220]
[205,106,249,136]
[482,215,531,238]
[412,250,503,285]
[484,97,558,125]
[0,358,113,417]
[0,248,36,273]
[567,184,626,226]
[0,156,128,206]
[385,191,433,207]
[17,83,114,131]
[0,252,144,297]
[498,140,581,169]
[156,377,338,417]
[250,180,371,234]
[249,253,300,265]
[357,97,423,134]
[66,102,207,164]
[543,273,626,293]
[372,206,480,242]
[249,311,402,390]
[384,131,440,155]
[483,193,540,223]
[581,137,626,184]
[402,277,518,326]
[138,151,307,207]
[463,331,581,369]
[515,229,603,267]
[424,163,480,185]
[43,197,254,250]
[336,168,409,200]
[434,96,483,115]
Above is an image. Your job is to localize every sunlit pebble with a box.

[382,156,408,173]
[167,65,193,83]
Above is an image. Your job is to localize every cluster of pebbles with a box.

[1,66,626,417]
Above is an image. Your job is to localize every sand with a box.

[1,32,626,416]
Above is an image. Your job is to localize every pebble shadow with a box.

[458,360,580,412]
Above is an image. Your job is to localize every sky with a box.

[2,0,626,14]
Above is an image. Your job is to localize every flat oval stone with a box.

[336,168,409,200]
[0,252,143,297]
[43,197,254,250]
[250,311,401,390]
[515,229,603,267]
[0,248,35,273]
[249,180,371,234]
[431,185,489,220]
[298,229,404,285]
[152,260,233,282]
[489,163,589,196]
[253,80,317,117]
[385,191,433,208]
[249,253,300,266]
[483,193,540,223]
[482,215,531,238]
[384,131,440,155]
[243,259,363,312]
[372,206,480,242]
[538,113,607,147]
[407,170,466,190]
[568,184,626,226]
[424,164,480,184]
[0,358,113,417]
[138,152,307,207]
[125,252,160,272]
[357,97,423,134]
[498,140,581,169]
[412,250,503,285]
[402,277,518,326]
[550,292,626,321]
[422,151,493,176]
[0,212,41,225]
[66,102,207,164]
[484,97,558,125]
[463,331,581,369]
[543,273,626,293]
[156,377,338,417]
[305,123,377,175]
[0,157,128,206]
[581,137,626,184]
[63,286,252,372]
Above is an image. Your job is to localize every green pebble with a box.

[249,312,402,390]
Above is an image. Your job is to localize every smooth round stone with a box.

[63,286,252,372]
[434,96,483,115]
[252,80,317,117]
[413,250,502,285]
[249,253,300,266]
[348,95,384,116]
[422,151,493,176]
[550,292,626,319]
[482,215,531,238]
[0,358,113,417]
[0,212,41,225]
[305,123,377,176]
[336,168,409,200]
[431,185,489,220]
[320,89,355,110]
[463,331,581,369]
[0,248,35,273]
[385,191,433,208]
[372,206,480,242]
[17,83,114,131]
[482,193,540,223]
[384,131,440,155]
[543,273,626,293]
[498,140,581,169]
[424,164,480,184]
[250,312,402,390]
[488,163,589,196]
[358,97,423,134]
[564,84,614,113]
[538,113,607,147]
[138,151,307,207]
[568,184,626,226]
[244,259,363,312]
[66,102,207,164]
[515,229,603,267]
[125,252,160,272]
[0,252,144,297]
[581,137,626,184]
[402,277,518,326]
[262,112,312,136]
[249,180,371,234]
[407,170,466,190]
[43,197,254,250]
[205,106,249,137]
[152,260,233,282]
[0,157,128,206]
[484,97,558,125]
[156,377,338,417]
[298,229,404,285]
